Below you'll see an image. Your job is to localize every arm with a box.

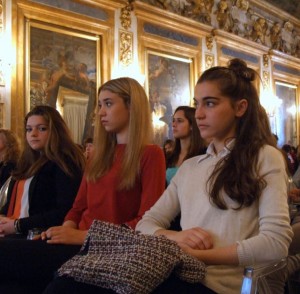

[63,174,88,225]
[182,147,292,266]
[125,145,166,229]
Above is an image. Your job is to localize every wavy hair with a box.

[87,77,153,190]
[13,105,85,179]
[197,58,277,209]
[167,106,206,167]
[0,129,20,164]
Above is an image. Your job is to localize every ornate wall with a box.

[1,0,300,145]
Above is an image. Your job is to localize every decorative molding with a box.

[221,47,259,64]
[120,1,132,30]
[274,63,300,77]
[206,35,213,51]
[205,53,214,69]
[119,29,133,66]
[263,54,269,67]
[143,23,199,46]
[262,70,269,88]
[30,0,109,21]
[137,0,300,60]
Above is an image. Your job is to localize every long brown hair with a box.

[167,106,206,167]
[13,105,85,179]
[0,129,20,164]
[197,58,277,209]
[87,77,153,190]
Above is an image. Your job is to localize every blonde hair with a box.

[87,77,153,189]
[0,129,20,164]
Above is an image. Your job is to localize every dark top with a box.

[0,160,83,234]
[0,161,16,189]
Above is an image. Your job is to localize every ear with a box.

[235,99,248,118]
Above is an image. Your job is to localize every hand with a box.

[158,227,213,250]
[41,226,87,245]
[289,188,300,202]
[0,217,16,236]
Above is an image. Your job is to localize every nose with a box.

[195,105,205,119]
[30,127,39,137]
[97,106,105,117]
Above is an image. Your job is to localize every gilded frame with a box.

[12,0,114,140]
[26,21,100,143]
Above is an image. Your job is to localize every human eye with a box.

[193,99,199,108]
[25,127,32,133]
[206,100,215,107]
[38,126,48,132]
[105,101,112,107]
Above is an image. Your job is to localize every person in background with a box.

[0,77,166,293]
[163,139,174,161]
[136,58,293,293]
[0,105,85,292]
[282,144,297,176]
[0,105,85,236]
[83,137,94,160]
[0,129,20,189]
[166,106,206,186]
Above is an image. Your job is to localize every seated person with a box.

[0,129,20,189]
[0,105,84,236]
[44,59,292,293]
[0,77,166,293]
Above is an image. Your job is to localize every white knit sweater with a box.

[137,143,293,293]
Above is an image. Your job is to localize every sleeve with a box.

[136,165,182,234]
[64,174,88,226]
[237,146,294,266]
[125,145,166,229]
[19,162,83,233]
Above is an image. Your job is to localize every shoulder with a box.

[142,144,164,158]
[258,145,286,170]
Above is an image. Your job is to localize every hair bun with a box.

[228,58,255,82]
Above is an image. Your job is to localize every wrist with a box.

[14,219,21,234]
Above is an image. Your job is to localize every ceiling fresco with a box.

[264,0,300,20]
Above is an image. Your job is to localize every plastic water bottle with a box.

[241,267,253,294]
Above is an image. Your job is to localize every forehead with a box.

[26,115,47,125]
[173,110,186,117]
[98,90,121,100]
[194,81,223,97]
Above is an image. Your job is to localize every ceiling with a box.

[263,0,300,20]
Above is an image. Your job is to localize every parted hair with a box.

[0,129,20,164]
[167,106,206,168]
[87,77,153,190]
[13,105,85,179]
[197,58,277,209]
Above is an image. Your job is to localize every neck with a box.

[179,137,191,155]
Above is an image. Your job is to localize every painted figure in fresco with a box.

[270,22,282,50]
[215,0,229,30]
[149,57,174,140]
[251,17,268,45]
[184,0,212,25]
[282,21,295,55]
[230,0,251,37]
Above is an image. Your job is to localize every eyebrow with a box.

[194,96,220,101]
[26,124,48,127]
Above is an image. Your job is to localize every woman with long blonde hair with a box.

[0,78,166,293]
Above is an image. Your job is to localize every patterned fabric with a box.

[58,220,206,294]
